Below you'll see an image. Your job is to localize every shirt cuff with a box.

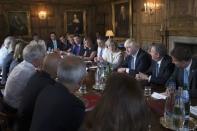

[126,68,129,73]
[148,75,151,82]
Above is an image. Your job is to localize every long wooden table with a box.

[79,69,197,131]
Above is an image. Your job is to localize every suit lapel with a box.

[152,61,157,76]
[189,59,197,87]
[135,49,141,67]
[179,69,184,86]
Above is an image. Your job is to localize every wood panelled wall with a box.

[0,0,97,42]
[0,0,197,46]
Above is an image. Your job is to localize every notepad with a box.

[88,66,97,69]
[190,106,197,117]
[84,61,92,63]
[151,92,167,100]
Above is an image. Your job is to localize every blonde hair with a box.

[105,39,117,48]
[13,42,27,60]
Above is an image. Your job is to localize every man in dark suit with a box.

[118,38,151,77]
[59,35,71,51]
[136,43,175,86]
[170,46,197,98]
[30,56,86,131]
[72,35,84,56]
[47,32,61,51]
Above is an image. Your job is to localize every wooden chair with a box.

[0,112,13,131]
[0,98,16,131]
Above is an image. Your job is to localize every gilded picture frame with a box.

[112,0,132,39]
[64,10,86,35]
[6,11,31,36]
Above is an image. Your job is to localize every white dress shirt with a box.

[185,59,192,76]
[126,49,139,73]
[97,47,108,58]
[148,58,163,82]
[0,46,9,68]
[52,40,58,49]
[4,60,36,109]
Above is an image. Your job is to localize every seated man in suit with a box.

[117,38,151,77]
[47,32,61,51]
[72,35,84,56]
[17,53,61,131]
[136,43,175,87]
[30,56,86,131]
[170,46,197,98]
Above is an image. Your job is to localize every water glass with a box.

[78,84,87,94]
[99,76,106,90]
[144,86,152,97]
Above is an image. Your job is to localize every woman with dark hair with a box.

[80,73,149,131]
[82,37,97,61]
[9,42,26,73]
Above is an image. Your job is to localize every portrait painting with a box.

[112,0,132,38]
[6,11,31,36]
[64,10,86,35]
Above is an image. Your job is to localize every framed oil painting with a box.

[64,10,86,35]
[112,0,132,39]
[6,11,31,36]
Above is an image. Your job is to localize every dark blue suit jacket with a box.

[17,71,56,131]
[147,55,175,86]
[30,83,85,131]
[122,48,152,76]
[72,43,84,56]
[171,58,197,98]
[47,39,61,50]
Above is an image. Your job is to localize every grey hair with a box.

[3,36,16,49]
[124,38,139,48]
[151,43,167,58]
[57,56,86,85]
[23,42,46,63]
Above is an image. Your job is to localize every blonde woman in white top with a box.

[102,39,123,70]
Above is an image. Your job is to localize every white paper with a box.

[190,106,197,116]
[88,66,97,69]
[84,61,92,63]
[151,92,167,100]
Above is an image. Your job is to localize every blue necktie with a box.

[130,56,135,70]
[77,45,81,55]
[184,69,189,87]
[99,48,103,57]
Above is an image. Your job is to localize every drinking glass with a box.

[78,84,87,94]
[78,74,88,95]
[99,75,106,91]
[144,86,152,97]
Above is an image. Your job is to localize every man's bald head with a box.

[42,53,62,78]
